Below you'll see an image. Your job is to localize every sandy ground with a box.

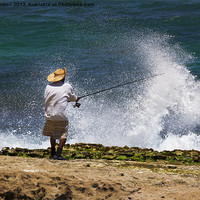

[0,155,199,200]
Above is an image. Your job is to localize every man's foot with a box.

[49,155,55,159]
[53,155,69,160]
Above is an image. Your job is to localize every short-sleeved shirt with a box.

[44,81,77,121]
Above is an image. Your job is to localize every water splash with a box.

[0,130,49,150]
[125,33,200,150]
[1,31,200,151]
[69,32,200,151]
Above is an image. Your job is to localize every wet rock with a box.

[173,149,184,156]
[92,183,99,188]
[1,147,10,151]
[102,155,117,160]
[167,165,177,169]
[116,156,128,161]
[1,143,199,164]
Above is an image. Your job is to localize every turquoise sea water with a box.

[0,0,200,150]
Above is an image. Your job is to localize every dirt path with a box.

[0,155,199,200]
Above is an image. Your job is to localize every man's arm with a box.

[67,85,80,102]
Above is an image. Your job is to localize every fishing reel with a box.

[74,102,81,108]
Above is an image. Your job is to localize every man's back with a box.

[44,81,77,121]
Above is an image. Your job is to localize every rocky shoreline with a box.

[1,143,200,164]
[0,144,200,200]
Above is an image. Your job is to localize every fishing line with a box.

[74,73,164,108]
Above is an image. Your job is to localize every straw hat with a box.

[47,67,66,82]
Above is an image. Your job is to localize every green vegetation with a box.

[0,143,200,164]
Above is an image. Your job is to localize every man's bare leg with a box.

[50,138,56,158]
[54,138,67,160]
[59,138,66,148]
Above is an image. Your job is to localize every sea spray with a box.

[1,32,200,151]
[69,32,200,151]
[125,33,200,150]
[1,1,200,152]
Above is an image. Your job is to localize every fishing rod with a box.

[74,73,164,108]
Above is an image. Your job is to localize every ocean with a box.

[0,0,200,151]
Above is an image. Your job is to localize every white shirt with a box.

[44,81,77,121]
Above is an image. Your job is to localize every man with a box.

[43,67,80,160]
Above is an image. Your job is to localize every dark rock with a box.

[54,184,72,200]
[1,143,199,164]
[75,187,86,193]
[1,147,10,151]
[167,165,177,169]
[102,155,117,160]
[26,153,43,158]
[92,183,98,188]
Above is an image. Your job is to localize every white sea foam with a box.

[0,131,49,150]
[1,32,200,151]
[68,32,200,151]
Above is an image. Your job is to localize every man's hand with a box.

[76,97,81,102]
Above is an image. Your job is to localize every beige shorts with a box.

[43,120,68,139]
